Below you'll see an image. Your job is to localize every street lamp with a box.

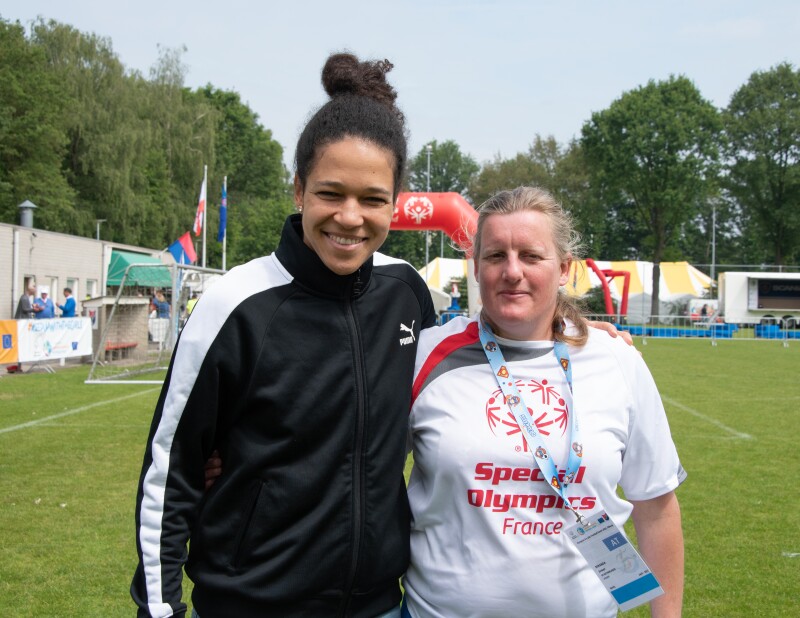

[710,203,716,299]
[425,144,432,282]
[426,143,432,192]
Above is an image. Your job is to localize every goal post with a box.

[85,262,225,384]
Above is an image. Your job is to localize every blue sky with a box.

[3,1,799,170]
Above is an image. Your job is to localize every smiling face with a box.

[474,210,570,341]
[295,137,396,276]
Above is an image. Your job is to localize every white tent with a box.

[566,260,712,322]
[417,257,475,314]
[417,257,469,290]
[418,258,712,321]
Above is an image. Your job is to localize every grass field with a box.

[0,339,798,616]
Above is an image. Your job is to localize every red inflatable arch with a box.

[391,192,478,254]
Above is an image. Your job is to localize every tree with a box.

[468,136,618,258]
[380,230,436,269]
[0,18,76,229]
[227,195,295,265]
[407,140,479,197]
[581,75,722,318]
[0,16,293,263]
[196,85,291,268]
[469,153,551,207]
[29,21,218,247]
[723,62,800,265]
[143,46,217,247]
[31,18,147,240]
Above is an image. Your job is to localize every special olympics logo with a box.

[485,378,569,453]
[401,196,434,225]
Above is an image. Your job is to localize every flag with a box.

[193,175,207,236]
[168,232,198,265]
[217,180,227,242]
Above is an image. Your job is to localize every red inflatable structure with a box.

[391,194,629,318]
[585,258,630,318]
[391,192,478,254]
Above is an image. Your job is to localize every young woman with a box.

[403,187,685,617]
[132,53,435,618]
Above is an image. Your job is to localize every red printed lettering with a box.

[536,494,558,513]
[473,463,587,485]
[502,517,564,536]
[474,463,493,481]
[467,489,484,507]
[511,468,531,482]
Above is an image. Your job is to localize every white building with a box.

[1,221,171,321]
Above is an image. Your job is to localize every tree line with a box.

[1,17,292,268]
[392,67,800,315]
[2,17,799,307]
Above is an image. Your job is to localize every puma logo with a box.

[399,321,415,346]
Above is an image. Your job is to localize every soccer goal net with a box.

[85,262,224,384]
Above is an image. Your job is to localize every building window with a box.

[86,279,98,299]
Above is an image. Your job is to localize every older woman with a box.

[403,186,686,618]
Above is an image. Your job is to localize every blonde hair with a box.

[471,186,588,346]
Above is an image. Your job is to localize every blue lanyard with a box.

[478,319,585,522]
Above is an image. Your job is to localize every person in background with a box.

[14,283,38,319]
[403,186,685,618]
[58,287,76,318]
[185,293,198,316]
[152,290,170,318]
[34,287,55,319]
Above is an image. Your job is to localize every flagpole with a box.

[222,176,227,271]
[202,165,208,268]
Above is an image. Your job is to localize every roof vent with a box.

[18,200,37,228]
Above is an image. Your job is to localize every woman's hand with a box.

[203,450,223,490]
[587,320,634,346]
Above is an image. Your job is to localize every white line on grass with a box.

[662,395,753,440]
[782,552,800,558]
[0,389,159,435]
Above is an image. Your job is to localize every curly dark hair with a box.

[294,52,408,199]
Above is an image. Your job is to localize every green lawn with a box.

[1,339,798,616]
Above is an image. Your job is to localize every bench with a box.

[104,341,138,361]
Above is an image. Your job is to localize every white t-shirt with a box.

[404,316,686,618]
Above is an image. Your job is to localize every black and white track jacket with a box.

[132,215,436,617]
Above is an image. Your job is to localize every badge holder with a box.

[565,511,663,611]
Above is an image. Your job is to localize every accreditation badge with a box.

[565,511,664,612]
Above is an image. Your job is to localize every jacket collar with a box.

[276,214,373,299]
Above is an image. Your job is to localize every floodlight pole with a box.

[425,144,432,283]
[710,203,716,299]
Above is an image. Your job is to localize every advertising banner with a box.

[16,318,93,363]
[0,320,18,364]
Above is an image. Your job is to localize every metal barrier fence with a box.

[586,313,798,346]
[439,310,468,325]
[438,311,797,345]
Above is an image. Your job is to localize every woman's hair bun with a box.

[321,52,398,108]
